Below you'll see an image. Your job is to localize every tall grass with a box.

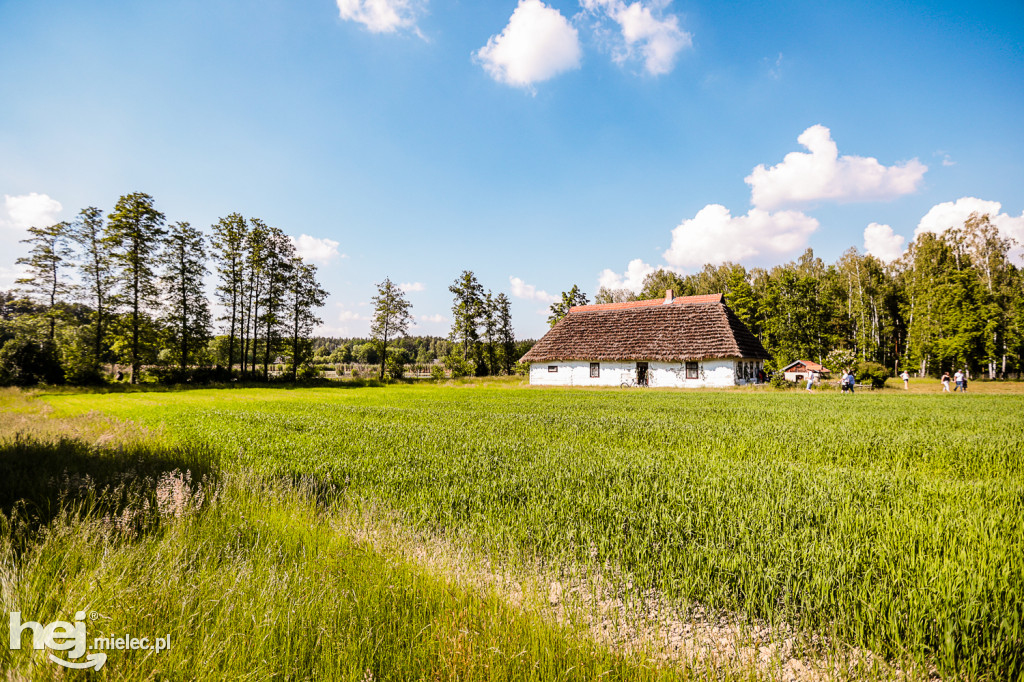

[40,384,1024,679]
[0,411,685,680]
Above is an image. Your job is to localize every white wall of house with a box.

[529,359,763,387]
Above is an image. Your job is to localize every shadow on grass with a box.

[0,434,220,541]
[35,377,391,396]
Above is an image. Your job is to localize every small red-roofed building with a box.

[781,360,830,383]
[520,291,771,388]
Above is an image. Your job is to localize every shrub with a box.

[430,364,446,381]
[384,355,405,380]
[0,338,65,386]
[444,352,474,379]
[855,361,890,389]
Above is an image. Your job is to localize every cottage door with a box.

[636,362,649,387]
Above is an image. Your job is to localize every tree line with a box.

[581,213,1024,378]
[1,192,327,385]
[361,270,523,380]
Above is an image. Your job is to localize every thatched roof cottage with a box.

[521,291,771,387]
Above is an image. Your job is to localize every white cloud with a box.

[598,258,655,292]
[399,281,425,292]
[335,0,423,34]
[2,192,63,232]
[582,0,691,75]
[662,204,819,268]
[745,125,927,210]
[509,275,558,303]
[914,197,1024,262]
[290,234,342,265]
[0,263,29,288]
[475,0,582,89]
[863,223,906,263]
[338,309,369,322]
[416,313,446,324]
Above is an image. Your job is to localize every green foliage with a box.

[0,337,64,385]
[106,192,167,383]
[383,353,405,380]
[449,270,484,362]
[444,349,474,378]
[371,277,412,380]
[855,361,890,389]
[161,221,212,370]
[547,284,588,327]
[429,364,446,381]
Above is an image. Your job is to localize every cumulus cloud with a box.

[0,263,29,288]
[598,258,655,292]
[335,0,423,34]
[399,281,425,292]
[745,125,927,210]
[914,197,1024,262]
[582,0,691,75]
[662,204,819,268]
[2,192,63,232]
[509,275,558,303]
[416,313,446,324]
[475,0,582,89]
[290,234,342,265]
[863,223,906,263]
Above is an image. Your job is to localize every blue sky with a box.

[2,0,1022,339]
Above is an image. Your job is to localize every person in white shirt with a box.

[954,369,964,392]
[900,370,910,390]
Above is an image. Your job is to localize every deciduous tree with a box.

[547,285,588,327]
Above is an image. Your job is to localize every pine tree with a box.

[495,292,515,374]
[105,193,167,383]
[241,219,270,374]
[15,221,73,343]
[481,290,498,375]
[287,259,327,381]
[448,270,484,362]
[371,277,412,380]
[210,213,248,372]
[70,207,113,373]
[161,221,212,371]
[258,228,294,380]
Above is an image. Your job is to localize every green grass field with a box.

[3,381,1023,679]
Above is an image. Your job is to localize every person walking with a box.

[954,369,964,392]
[806,370,816,393]
[962,370,968,392]
[941,372,951,392]
[901,370,910,390]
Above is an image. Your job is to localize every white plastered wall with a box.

[529,359,764,387]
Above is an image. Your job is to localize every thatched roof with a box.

[521,293,771,363]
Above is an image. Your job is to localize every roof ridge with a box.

[570,293,724,313]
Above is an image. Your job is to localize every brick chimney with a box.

[663,289,674,304]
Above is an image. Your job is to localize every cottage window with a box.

[685,361,698,379]
[548,365,558,373]
[590,362,600,378]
